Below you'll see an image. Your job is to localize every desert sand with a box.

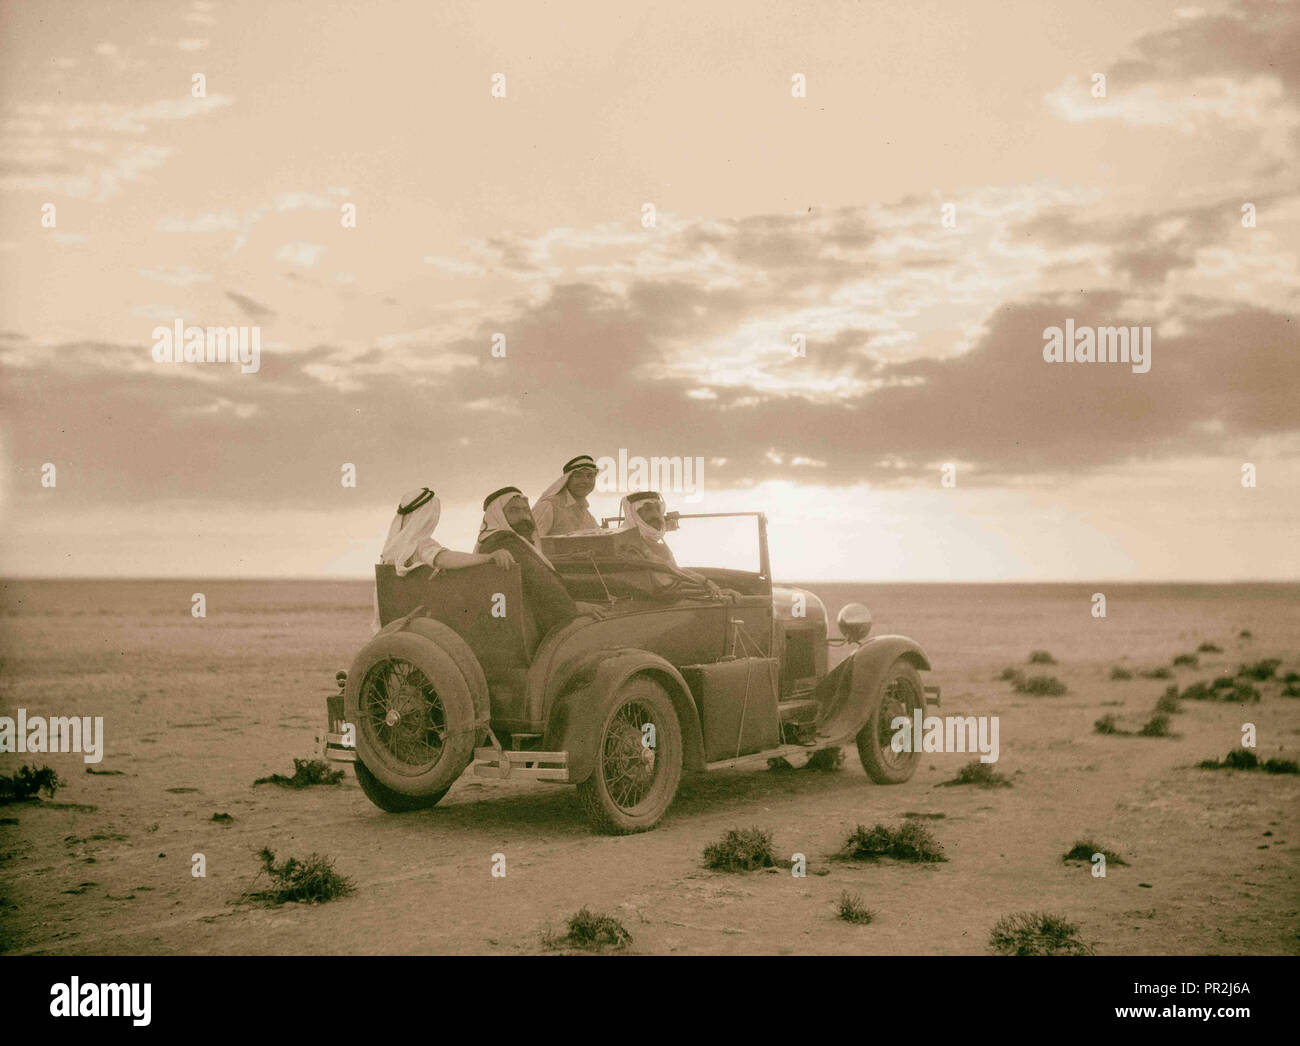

[1,579,1297,955]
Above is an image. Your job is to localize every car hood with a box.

[771,585,827,629]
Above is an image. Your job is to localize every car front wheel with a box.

[578,676,683,834]
[856,659,925,784]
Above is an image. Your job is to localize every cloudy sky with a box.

[1,0,1296,581]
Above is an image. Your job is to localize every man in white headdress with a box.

[618,490,721,596]
[476,485,608,633]
[532,454,600,537]
[372,487,513,631]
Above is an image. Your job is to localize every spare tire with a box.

[404,617,490,746]
[353,760,448,813]
[344,630,476,800]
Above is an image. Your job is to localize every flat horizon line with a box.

[2,575,1298,586]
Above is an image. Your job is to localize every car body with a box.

[324,511,938,832]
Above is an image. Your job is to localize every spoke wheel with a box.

[856,660,925,785]
[600,701,660,810]
[578,676,682,834]
[343,630,477,806]
[359,656,448,774]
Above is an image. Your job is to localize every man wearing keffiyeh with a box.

[618,490,722,597]
[476,486,608,633]
[533,454,600,537]
[370,486,514,631]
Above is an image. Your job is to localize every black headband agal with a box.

[483,486,522,511]
[397,488,435,515]
[563,454,597,473]
[627,490,662,505]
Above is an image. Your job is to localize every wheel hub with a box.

[360,658,447,771]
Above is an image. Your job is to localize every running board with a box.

[705,743,821,773]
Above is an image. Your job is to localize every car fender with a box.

[825,635,932,744]
[542,648,706,783]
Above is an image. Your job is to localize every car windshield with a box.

[594,511,762,575]
[664,513,760,574]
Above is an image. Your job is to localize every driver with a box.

[618,491,721,597]
[475,486,607,633]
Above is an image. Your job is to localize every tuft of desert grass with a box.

[1179,681,1212,701]
[1014,675,1067,696]
[1238,629,1253,639]
[1238,659,1281,681]
[1139,667,1172,680]
[1172,654,1199,668]
[1062,840,1128,866]
[1093,714,1126,736]
[0,766,62,805]
[1219,748,1259,770]
[1028,650,1056,665]
[999,667,1025,683]
[939,760,1010,788]
[253,758,344,789]
[1198,749,1259,771]
[542,906,631,952]
[989,911,1094,956]
[1220,681,1261,703]
[703,827,776,872]
[1154,687,1181,714]
[1197,642,1222,653]
[1197,749,1298,774]
[837,821,946,863]
[245,848,354,905]
[1108,666,1133,681]
[1138,713,1173,738]
[836,891,877,925]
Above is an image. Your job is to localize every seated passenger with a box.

[475,486,607,634]
[533,454,600,537]
[617,491,721,597]
[372,486,513,631]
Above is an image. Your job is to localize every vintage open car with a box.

[324,511,938,833]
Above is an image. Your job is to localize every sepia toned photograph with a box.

[0,0,1296,1005]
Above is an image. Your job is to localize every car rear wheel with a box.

[344,631,476,807]
[856,659,924,784]
[578,676,683,834]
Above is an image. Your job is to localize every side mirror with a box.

[836,602,872,644]
[665,511,681,532]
